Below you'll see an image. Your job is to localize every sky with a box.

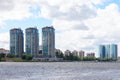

[0,0,120,57]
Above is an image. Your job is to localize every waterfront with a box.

[0,62,120,80]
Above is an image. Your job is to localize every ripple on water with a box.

[0,62,120,80]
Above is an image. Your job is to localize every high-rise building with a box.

[99,44,118,59]
[42,26,55,58]
[99,45,106,58]
[110,44,117,59]
[105,45,111,58]
[25,27,39,57]
[10,28,24,57]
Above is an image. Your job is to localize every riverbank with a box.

[1,58,33,62]
[0,57,119,62]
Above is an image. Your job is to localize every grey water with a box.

[0,62,120,80]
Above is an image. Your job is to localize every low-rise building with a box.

[0,48,10,55]
[72,50,78,56]
[79,50,85,58]
[64,50,71,56]
[86,53,95,58]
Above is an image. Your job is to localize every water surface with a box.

[0,62,120,80]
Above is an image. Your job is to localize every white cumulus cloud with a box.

[0,0,119,57]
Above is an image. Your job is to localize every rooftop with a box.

[10,28,22,31]
[42,26,54,29]
[26,27,38,30]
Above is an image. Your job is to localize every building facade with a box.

[86,53,95,58]
[99,45,106,58]
[25,27,39,57]
[105,45,111,58]
[64,50,71,56]
[0,48,10,55]
[72,50,78,56]
[10,28,24,56]
[110,44,117,59]
[42,26,55,58]
[79,50,85,58]
[99,44,118,59]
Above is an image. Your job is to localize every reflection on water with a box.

[0,62,120,80]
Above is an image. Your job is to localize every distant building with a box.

[0,48,6,54]
[42,26,55,58]
[105,45,110,58]
[86,53,95,58]
[64,50,71,56]
[25,27,39,57]
[10,28,24,57]
[99,44,118,59]
[79,50,85,58]
[99,45,106,58]
[110,44,117,59]
[0,48,10,54]
[72,50,78,56]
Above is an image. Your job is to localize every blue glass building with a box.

[25,27,39,57]
[99,45,106,58]
[42,26,55,58]
[99,44,118,59]
[10,28,24,57]
[110,44,117,59]
[105,45,110,58]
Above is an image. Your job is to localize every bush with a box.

[83,57,95,61]
[26,55,33,60]
[7,54,15,58]
[0,53,5,58]
[96,58,117,62]
[21,54,26,59]
[21,54,33,60]
[15,55,19,57]
[1,58,6,61]
[9,58,23,62]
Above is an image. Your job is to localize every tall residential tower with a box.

[42,26,55,58]
[25,27,39,57]
[10,28,24,57]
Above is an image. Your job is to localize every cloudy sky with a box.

[0,0,120,56]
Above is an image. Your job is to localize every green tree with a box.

[55,49,64,58]
[59,53,64,58]
[21,54,26,59]
[73,56,79,61]
[0,55,2,61]
[7,54,15,58]
[63,55,69,60]
[0,53,5,58]
[96,58,117,62]
[0,53,5,61]
[69,53,74,61]
[26,55,33,60]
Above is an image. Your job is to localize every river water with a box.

[0,62,120,80]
